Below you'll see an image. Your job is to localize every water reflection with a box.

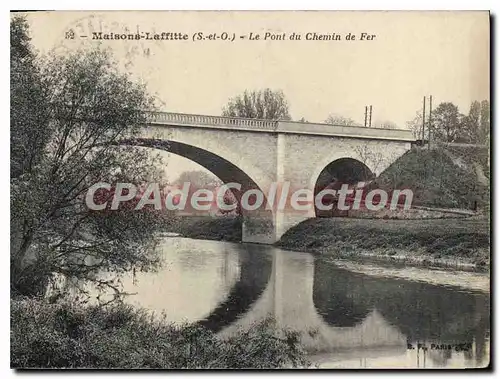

[118,239,242,322]
[313,265,374,327]
[197,243,272,332]
[118,237,489,368]
[312,260,490,368]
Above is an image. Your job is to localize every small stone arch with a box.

[312,157,374,217]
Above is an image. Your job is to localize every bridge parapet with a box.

[148,111,278,131]
[147,111,415,142]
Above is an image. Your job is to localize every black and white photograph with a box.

[9,9,491,370]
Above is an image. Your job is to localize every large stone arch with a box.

[143,125,278,194]
[119,137,275,244]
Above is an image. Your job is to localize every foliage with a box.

[479,100,490,145]
[166,215,242,242]
[373,148,489,210]
[174,170,220,188]
[172,170,239,216]
[406,110,425,140]
[11,16,47,180]
[406,100,490,144]
[431,102,462,142]
[11,16,167,297]
[461,100,490,144]
[222,89,291,120]
[324,114,358,126]
[354,145,387,176]
[11,298,310,369]
[373,120,398,129]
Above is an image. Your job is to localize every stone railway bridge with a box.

[133,111,414,244]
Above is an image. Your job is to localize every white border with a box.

[3,2,496,378]
[4,1,499,10]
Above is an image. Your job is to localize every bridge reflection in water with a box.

[119,238,489,369]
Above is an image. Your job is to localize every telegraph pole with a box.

[428,95,433,148]
[369,105,373,127]
[422,96,426,144]
[364,106,368,127]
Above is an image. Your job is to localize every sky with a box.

[23,11,490,181]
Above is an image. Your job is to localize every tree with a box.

[173,171,240,216]
[324,114,358,126]
[431,102,463,143]
[479,100,490,145]
[11,17,167,298]
[222,89,291,120]
[174,170,220,188]
[461,100,490,144]
[354,145,386,177]
[374,120,398,129]
[406,111,426,140]
[11,17,49,179]
[457,101,480,143]
[407,100,490,144]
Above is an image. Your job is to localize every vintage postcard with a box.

[10,10,490,369]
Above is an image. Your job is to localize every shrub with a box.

[11,298,310,369]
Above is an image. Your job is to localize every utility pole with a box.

[422,96,426,144]
[364,106,368,127]
[428,95,433,149]
[369,105,373,127]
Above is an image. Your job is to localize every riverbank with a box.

[329,259,489,293]
[166,215,490,272]
[11,298,309,369]
[166,215,242,242]
[278,217,490,272]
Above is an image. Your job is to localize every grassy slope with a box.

[278,217,490,269]
[372,147,489,210]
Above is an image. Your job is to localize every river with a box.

[102,236,490,369]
